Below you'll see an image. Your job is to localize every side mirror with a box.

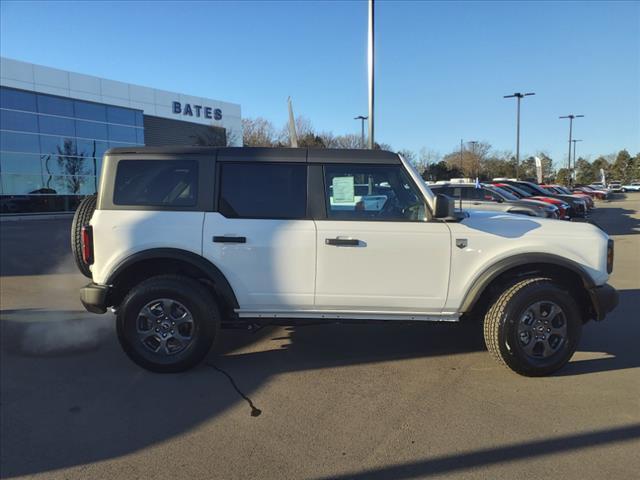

[434,193,454,218]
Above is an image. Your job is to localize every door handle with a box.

[213,236,246,243]
[325,238,360,246]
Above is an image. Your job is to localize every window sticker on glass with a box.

[332,176,355,203]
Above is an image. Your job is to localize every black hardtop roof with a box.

[104,146,401,164]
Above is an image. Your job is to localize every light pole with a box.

[559,114,584,186]
[354,115,368,148]
[367,0,375,149]
[469,140,479,178]
[571,139,582,182]
[504,92,535,179]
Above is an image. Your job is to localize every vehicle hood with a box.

[458,209,606,240]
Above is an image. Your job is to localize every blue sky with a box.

[1,0,638,166]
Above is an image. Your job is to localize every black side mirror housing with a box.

[434,194,454,218]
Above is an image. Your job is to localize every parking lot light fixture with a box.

[354,115,368,149]
[504,92,535,179]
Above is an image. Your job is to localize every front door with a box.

[314,163,451,313]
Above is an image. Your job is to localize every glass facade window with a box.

[0,88,37,111]
[0,86,144,212]
[107,105,136,126]
[74,100,107,122]
[1,131,41,153]
[37,94,74,116]
[76,120,108,140]
[38,115,76,136]
[1,109,39,132]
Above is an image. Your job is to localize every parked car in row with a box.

[608,182,623,193]
[542,185,594,209]
[574,185,609,200]
[428,182,560,218]
[620,182,640,192]
[494,180,588,219]
[492,182,572,220]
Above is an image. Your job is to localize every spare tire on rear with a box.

[71,195,97,278]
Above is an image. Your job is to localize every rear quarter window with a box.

[113,160,198,207]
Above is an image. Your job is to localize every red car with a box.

[492,183,571,219]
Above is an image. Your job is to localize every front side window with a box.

[218,162,307,219]
[114,160,198,207]
[323,164,426,221]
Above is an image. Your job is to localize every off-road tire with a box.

[117,275,220,373]
[71,195,97,278]
[483,277,582,376]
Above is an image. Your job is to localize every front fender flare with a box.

[459,253,596,313]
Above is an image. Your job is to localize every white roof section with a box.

[0,57,242,145]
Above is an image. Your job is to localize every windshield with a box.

[504,183,533,197]
[486,185,518,201]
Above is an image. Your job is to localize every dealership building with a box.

[0,57,242,213]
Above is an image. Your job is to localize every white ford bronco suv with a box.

[74,147,618,376]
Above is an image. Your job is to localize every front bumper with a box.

[588,283,619,321]
[80,283,110,314]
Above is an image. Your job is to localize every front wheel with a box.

[117,275,220,373]
[483,277,582,376]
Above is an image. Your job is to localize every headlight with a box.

[607,239,614,274]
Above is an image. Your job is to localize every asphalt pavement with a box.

[1,196,639,480]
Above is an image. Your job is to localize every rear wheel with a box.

[117,275,220,373]
[71,195,96,278]
[484,277,582,376]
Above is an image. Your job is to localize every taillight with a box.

[607,239,614,274]
[81,225,94,265]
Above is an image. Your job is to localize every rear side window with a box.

[114,160,198,206]
[218,162,307,219]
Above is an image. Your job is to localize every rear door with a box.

[314,163,451,313]
[202,160,316,312]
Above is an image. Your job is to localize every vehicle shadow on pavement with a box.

[308,423,640,480]
[0,310,483,478]
[2,287,638,478]
[589,207,640,235]
[556,289,640,376]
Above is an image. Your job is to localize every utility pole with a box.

[559,114,584,186]
[504,92,535,179]
[354,115,368,148]
[469,140,479,178]
[367,0,375,149]
[460,139,464,174]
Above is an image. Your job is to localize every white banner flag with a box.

[600,168,606,185]
[534,156,543,184]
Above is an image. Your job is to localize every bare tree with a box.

[242,117,278,146]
